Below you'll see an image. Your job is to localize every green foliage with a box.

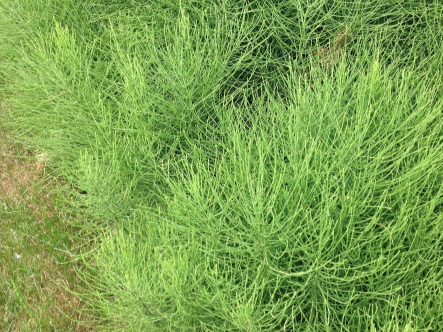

[1,0,443,330]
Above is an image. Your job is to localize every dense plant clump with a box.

[1,0,442,330]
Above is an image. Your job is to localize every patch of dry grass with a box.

[0,123,97,331]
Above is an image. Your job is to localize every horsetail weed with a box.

[1,0,443,331]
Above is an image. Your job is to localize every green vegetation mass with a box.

[1,0,443,331]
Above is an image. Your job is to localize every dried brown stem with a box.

[47,90,69,102]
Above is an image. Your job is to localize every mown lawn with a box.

[0,124,99,331]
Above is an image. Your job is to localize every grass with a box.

[0,122,98,331]
[1,0,443,331]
